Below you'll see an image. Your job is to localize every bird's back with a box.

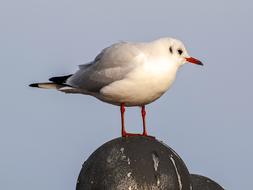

[66,41,148,93]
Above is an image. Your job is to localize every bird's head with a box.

[161,38,203,67]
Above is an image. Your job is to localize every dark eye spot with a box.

[177,49,183,55]
[169,46,173,54]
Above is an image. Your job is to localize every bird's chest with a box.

[132,60,176,92]
[122,61,177,104]
[99,60,178,106]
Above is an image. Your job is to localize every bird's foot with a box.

[141,132,156,139]
[122,133,140,137]
[122,133,155,139]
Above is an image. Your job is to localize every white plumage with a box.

[30,37,203,137]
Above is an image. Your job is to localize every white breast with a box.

[98,58,179,106]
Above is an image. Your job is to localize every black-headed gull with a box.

[30,37,203,137]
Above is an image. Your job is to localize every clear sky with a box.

[0,0,252,189]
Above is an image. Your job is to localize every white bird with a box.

[30,37,203,137]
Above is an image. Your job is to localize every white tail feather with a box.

[38,83,58,89]
[29,82,83,94]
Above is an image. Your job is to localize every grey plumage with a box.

[66,42,143,92]
[29,41,143,94]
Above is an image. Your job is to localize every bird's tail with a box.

[29,82,64,89]
[29,82,82,94]
[29,74,82,93]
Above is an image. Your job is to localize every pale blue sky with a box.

[0,0,252,189]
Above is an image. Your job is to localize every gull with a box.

[29,37,203,137]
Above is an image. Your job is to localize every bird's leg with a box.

[121,103,127,137]
[141,106,155,139]
[121,103,141,137]
[141,105,148,136]
[121,104,153,138]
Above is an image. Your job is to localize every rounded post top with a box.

[76,136,191,190]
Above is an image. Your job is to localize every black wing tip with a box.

[49,77,57,82]
[29,83,39,87]
[49,74,72,84]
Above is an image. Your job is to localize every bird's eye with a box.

[169,46,173,54]
[177,49,183,55]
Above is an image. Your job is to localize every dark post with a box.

[76,136,192,190]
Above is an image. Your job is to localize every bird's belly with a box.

[98,68,176,106]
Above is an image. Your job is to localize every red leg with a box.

[141,105,148,136]
[120,103,127,137]
[121,104,154,138]
[121,103,143,137]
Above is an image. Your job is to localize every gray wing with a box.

[67,42,144,92]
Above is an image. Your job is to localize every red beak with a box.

[185,57,203,66]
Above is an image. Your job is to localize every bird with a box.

[29,37,203,137]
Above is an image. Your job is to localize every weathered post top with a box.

[76,136,192,190]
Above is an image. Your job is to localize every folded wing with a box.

[67,42,145,93]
